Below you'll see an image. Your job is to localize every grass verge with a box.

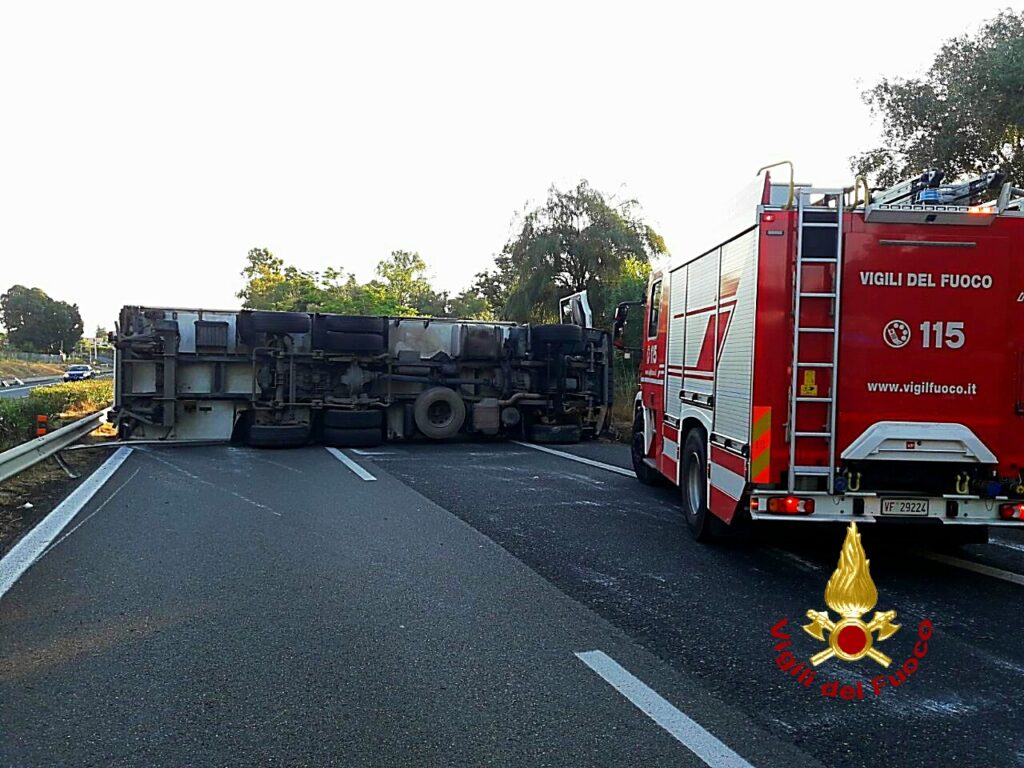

[0,380,114,452]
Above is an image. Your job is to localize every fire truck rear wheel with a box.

[414,387,466,440]
[680,429,722,541]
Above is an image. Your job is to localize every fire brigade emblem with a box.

[802,523,900,666]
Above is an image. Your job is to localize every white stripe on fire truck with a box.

[710,462,745,501]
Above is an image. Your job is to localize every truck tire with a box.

[680,428,722,541]
[323,409,383,429]
[631,413,662,485]
[413,387,466,440]
[323,426,383,447]
[317,330,386,354]
[248,424,310,448]
[529,423,582,444]
[316,315,387,335]
[531,324,584,347]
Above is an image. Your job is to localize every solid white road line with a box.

[991,537,1024,555]
[512,442,634,478]
[575,650,753,768]
[916,551,1024,587]
[325,447,377,481]
[42,468,141,557]
[0,446,133,602]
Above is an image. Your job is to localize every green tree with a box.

[853,10,1024,187]
[475,180,666,325]
[237,248,326,311]
[373,250,446,315]
[0,285,83,353]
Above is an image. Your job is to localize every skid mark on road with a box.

[139,449,281,516]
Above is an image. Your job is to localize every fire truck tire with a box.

[529,423,582,444]
[248,424,310,448]
[414,387,466,439]
[531,324,584,347]
[323,409,383,429]
[316,314,388,335]
[631,419,662,485]
[680,429,723,541]
[322,426,383,447]
[318,331,386,354]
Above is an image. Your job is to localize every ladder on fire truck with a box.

[788,189,844,493]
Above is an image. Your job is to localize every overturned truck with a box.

[109,306,612,447]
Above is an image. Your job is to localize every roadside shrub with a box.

[0,380,113,451]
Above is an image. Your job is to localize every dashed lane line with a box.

[325,448,377,481]
[512,442,634,478]
[575,650,754,768]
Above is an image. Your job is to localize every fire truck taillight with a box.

[998,503,1024,520]
[766,496,815,515]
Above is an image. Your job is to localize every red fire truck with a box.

[616,164,1024,541]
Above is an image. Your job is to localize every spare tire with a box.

[315,314,388,335]
[531,324,584,347]
[413,387,466,440]
[323,409,383,429]
[323,426,383,447]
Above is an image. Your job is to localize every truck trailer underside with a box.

[110,307,612,448]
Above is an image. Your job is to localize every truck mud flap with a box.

[323,409,383,430]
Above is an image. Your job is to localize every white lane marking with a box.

[326,447,377,481]
[512,442,634,477]
[917,551,1024,587]
[351,449,398,456]
[575,650,753,768]
[0,447,133,602]
[991,538,1024,555]
[42,468,141,557]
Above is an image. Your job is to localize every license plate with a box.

[880,498,929,516]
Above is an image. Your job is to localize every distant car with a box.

[63,364,95,382]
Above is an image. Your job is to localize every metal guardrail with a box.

[0,408,111,483]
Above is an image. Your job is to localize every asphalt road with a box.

[1,439,1022,767]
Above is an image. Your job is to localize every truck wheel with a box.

[238,311,312,345]
[531,324,584,347]
[248,424,310,448]
[631,414,662,485]
[680,429,721,541]
[317,330,386,354]
[414,387,466,439]
[323,426,383,447]
[315,314,387,335]
[323,409,383,429]
[529,423,582,444]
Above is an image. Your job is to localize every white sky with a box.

[2,0,1020,333]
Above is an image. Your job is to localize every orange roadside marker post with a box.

[36,414,48,437]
